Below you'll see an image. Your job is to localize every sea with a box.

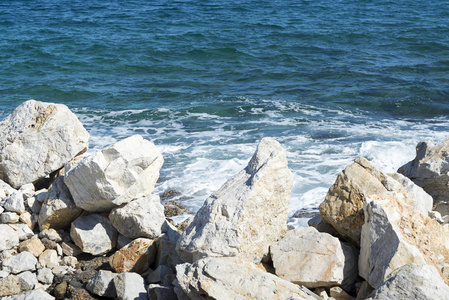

[1,0,449,227]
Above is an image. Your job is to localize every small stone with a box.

[329,287,352,300]
[4,192,25,213]
[2,251,37,274]
[314,287,329,299]
[37,268,54,284]
[54,281,67,299]
[34,189,48,203]
[41,237,57,250]
[61,256,78,268]
[61,242,82,257]
[9,223,34,241]
[1,288,55,300]
[19,212,33,229]
[113,272,148,300]
[17,271,38,291]
[1,212,20,223]
[0,275,26,297]
[38,249,59,269]
[86,270,117,298]
[39,228,62,242]
[19,236,45,257]
[56,243,63,256]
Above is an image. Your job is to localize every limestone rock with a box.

[155,222,183,269]
[319,157,431,246]
[109,195,165,239]
[18,236,45,257]
[17,271,37,291]
[37,268,54,284]
[38,249,59,269]
[0,179,15,202]
[86,270,117,298]
[359,194,449,288]
[0,100,89,188]
[2,251,37,274]
[368,264,449,300]
[70,214,118,255]
[4,192,25,213]
[109,238,157,274]
[1,288,55,300]
[38,228,62,243]
[147,265,175,284]
[148,284,177,300]
[270,227,358,290]
[64,135,163,212]
[176,138,293,263]
[1,212,19,223]
[113,272,148,300]
[61,241,82,257]
[174,257,316,300]
[0,275,26,297]
[9,224,34,241]
[38,176,82,230]
[329,286,353,300]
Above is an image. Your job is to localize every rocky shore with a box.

[0,100,448,299]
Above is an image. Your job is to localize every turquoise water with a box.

[1,0,449,225]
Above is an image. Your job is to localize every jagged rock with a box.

[38,176,82,230]
[113,272,148,300]
[156,222,183,270]
[1,288,55,300]
[109,195,165,239]
[38,249,59,269]
[61,256,78,268]
[86,270,117,298]
[1,212,19,223]
[0,100,89,188]
[109,238,157,274]
[176,138,293,263]
[37,268,54,284]
[17,271,37,291]
[70,214,118,255]
[4,192,25,213]
[9,224,34,241]
[0,179,15,202]
[61,241,82,257]
[18,236,45,257]
[64,135,163,212]
[368,264,449,300]
[174,257,316,300]
[19,212,33,229]
[0,275,26,297]
[38,228,62,242]
[319,157,432,246]
[388,173,433,214]
[2,251,37,274]
[270,227,358,290]
[359,194,449,288]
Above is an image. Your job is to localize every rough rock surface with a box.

[18,237,45,257]
[86,270,117,298]
[0,100,89,188]
[176,137,293,263]
[359,194,449,288]
[38,176,82,230]
[270,227,358,290]
[174,257,316,300]
[70,214,118,255]
[367,264,449,300]
[64,135,163,212]
[109,238,157,274]
[2,252,37,274]
[1,288,55,300]
[0,275,26,297]
[0,225,20,251]
[4,192,25,213]
[109,195,165,239]
[319,157,432,246]
[113,272,148,300]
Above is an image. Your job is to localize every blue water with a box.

[1,0,449,225]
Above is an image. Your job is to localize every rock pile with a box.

[0,100,448,300]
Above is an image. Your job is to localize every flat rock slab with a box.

[70,214,118,255]
[176,137,293,263]
[64,134,163,212]
[0,100,89,188]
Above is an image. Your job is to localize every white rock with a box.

[38,249,59,269]
[70,214,118,255]
[17,271,37,291]
[113,272,148,300]
[1,212,19,223]
[176,138,293,263]
[37,268,54,284]
[109,195,165,239]
[4,192,25,213]
[2,251,37,274]
[64,135,163,212]
[38,176,82,230]
[9,223,34,241]
[0,179,15,202]
[359,194,449,288]
[0,271,8,278]
[368,264,449,300]
[0,100,89,188]
[86,270,117,298]
[175,257,316,300]
[270,227,358,290]
[19,184,35,200]
[1,288,55,300]
[0,224,20,251]
[38,228,62,242]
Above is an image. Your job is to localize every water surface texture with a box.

[1,0,449,225]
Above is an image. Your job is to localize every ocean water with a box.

[1,0,449,226]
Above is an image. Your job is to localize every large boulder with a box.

[174,257,316,300]
[398,139,449,213]
[38,176,82,230]
[70,214,118,255]
[176,137,293,263]
[0,100,89,188]
[64,135,163,212]
[359,194,449,288]
[109,195,165,239]
[319,157,432,246]
[368,264,449,300]
[270,227,358,290]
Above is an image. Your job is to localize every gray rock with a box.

[2,251,37,274]
[109,195,165,239]
[17,271,37,291]
[86,270,117,298]
[155,222,183,270]
[174,257,317,300]
[368,264,449,300]
[176,138,293,263]
[4,192,25,213]
[37,268,54,284]
[0,275,26,297]
[64,134,163,212]
[38,176,82,230]
[148,284,177,300]
[113,272,148,300]
[70,214,118,255]
[1,288,55,300]
[147,265,175,284]
[0,100,89,188]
